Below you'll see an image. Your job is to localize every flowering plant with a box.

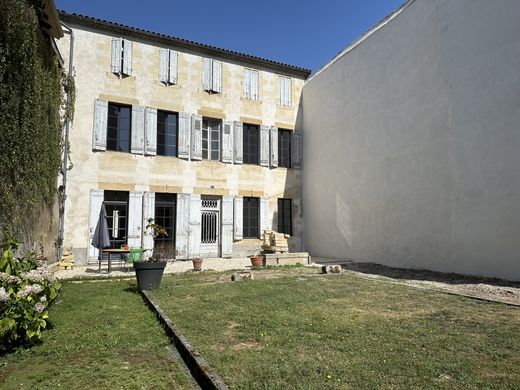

[0,238,61,351]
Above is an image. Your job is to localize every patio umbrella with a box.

[91,202,110,258]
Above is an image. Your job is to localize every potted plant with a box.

[192,257,203,271]
[250,252,264,268]
[133,219,175,290]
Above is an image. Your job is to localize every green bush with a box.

[0,238,61,350]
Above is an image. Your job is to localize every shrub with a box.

[0,238,61,351]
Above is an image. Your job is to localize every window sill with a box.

[277,104,293,110]
[240,97,262,104]
[154,80,181,89]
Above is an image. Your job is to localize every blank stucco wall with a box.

[301,0,520,280]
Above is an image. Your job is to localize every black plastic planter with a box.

[133,261,166,290]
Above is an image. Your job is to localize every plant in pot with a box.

[250,252,264,268]
[192,257,203,271]
[133,219,175,290]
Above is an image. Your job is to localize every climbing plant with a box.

[0,0,70,238]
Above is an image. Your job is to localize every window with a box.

[278,129,291,168]
[243,197,259,238]
[243,124,259,165]
[277,198,292,235]
[104,191,129,249]
[203,58,222,93]
[244,68,259,100]
[107,103,131,152]
[279,76,292,106]
[202,118,221,160]
[111,38,132,76]
[159,48,178,85]
[157,110,178,157]
[154,193,176,246]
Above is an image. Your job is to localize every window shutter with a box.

[279,77,284,106]
[212,60,222,93]
[203,58,212,91]
[169,50,178,85]
[244,68,251,99]
[259,125,269,167]
[159,48,169,83]
[131,105,145,154]
[142,192,155,259]
[191,114,202,160]
[233,121,243,164]
[233,196,243,240]
[111,38,122,74]
[93,99,108,151]
[178,112,191,159]
[270,126,278,168]
[122,39,133,76]
[221,195,233,257]
[291,130,303,169]
[188,194,201,258]
[144,107,157,156]
[260,197,270,239]
[176,193,190,259]
[128,192,143,248]
[251,70,259,100]
[285,77,292,106]
[88,189,104,260]
[221,120,233,163]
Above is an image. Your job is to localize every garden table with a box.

[100,248,130,273]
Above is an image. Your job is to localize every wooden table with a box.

[100,248,130,273]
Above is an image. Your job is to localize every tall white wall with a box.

[302,0,520,280]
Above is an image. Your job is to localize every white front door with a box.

[200,196,220,257]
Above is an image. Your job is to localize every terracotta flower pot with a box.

[192,257,203,271]
[250,255,263,267]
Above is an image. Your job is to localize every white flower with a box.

[0,287,10,302]
[34,302,46,314]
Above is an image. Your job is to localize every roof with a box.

[36,0,64,38]
[58,11,311,79]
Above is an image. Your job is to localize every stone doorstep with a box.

[264,252,310,266]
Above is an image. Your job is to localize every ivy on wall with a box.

[0,0,68,238]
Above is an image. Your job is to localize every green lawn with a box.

[150,267,520,389]
[0,279,193,389]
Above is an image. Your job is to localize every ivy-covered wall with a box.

[0,0,65,255]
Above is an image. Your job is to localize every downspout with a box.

[57,22,74,261]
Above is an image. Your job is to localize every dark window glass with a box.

[104,191,129,249]
[154,193,176,246]
[202,118,220,160]
[278,129,291,168]
[157,111,178,156]
[277,198,292,235]
[243,124,259,165]
[107,103,131,153]
[243,197,259,238]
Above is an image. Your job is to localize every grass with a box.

[150,267,520,389]
[0,279,193,389]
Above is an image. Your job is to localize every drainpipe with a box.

[57,22,74,261]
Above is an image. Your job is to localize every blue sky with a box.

[55,0,404,72]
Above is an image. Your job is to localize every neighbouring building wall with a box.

[302,0,520,280]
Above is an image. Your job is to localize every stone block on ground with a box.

[264,252,310,266]
[322,265,342,274]
[231,271,254,282]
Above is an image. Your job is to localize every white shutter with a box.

[188,194,201,258]
[285,77,292,106]
[203,58,212,91]
[178,112,191,159]
[111,38,122,74]
[260,197,269,239]
[244,68,251,99]
[159,48,169,83]
[221,120,233,163]
[176,193,190,259]
[142,192,155,259]
[122,39,132,76]
[212,60,222,93]
[221,196,233,257]
[260,125,269,167]
[279,77,284,106]
[131,105,145,154]
[233,196,243,240]
[292,130,303,169]
[88,189,104,260]
[144,107,157,156]
[128,192,143,248]
[251,70,259,100]
[169,50,178,84]
[233,121,243,164]
[191,114,202,160]
[270,126,278,168]
[93,99,108,151]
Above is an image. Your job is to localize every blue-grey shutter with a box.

[144,107,157,156]
[260,125,269,167]
[128,192,143,248]
[88,189,104,260]
[233,196,243,240]
[260,197,269,239]
[233,121,243,164]
[93,99,108,151]
[270,126,278,168]
[191,114,202,160]
[292,130,303,169]
[244,68,251,99]
[175,193,190,258]
[111,38,122,74]
[285,77,292,106]
[142,192,155,259]
[131,105,145,154]
[203,58,212,91]
[279,77,284,106]
[221,120,233,163]
[178,112,191,159]
[188,194,201,258]
[122,39,132,76]
[251,70,259,100]
[221,195,233,257]
[212,60,222,93]
[159,48,169,83]
[169,50,178,85]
